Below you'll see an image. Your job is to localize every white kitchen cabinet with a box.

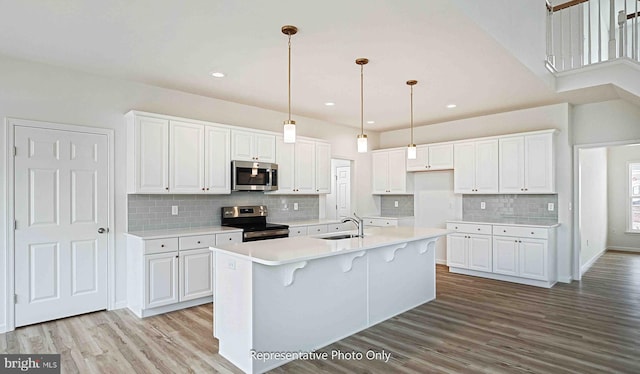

[315,142,332,193]
[363,216,415,227]
[446,221,557,288]
[126,115,170,193]
[145,252,179,309]
[499,131,555,193]
[126,229,242,318]
[445,223,492,272]
[289,226,308,237]
[453,139,498,194]
[127,112,231,194]
[372,149,413,194]
[274,137,331,194]
[307,224,328,235]
[170,121,205,193]
[179,248,213,302]
[406,143,454,172]
[231,130,276,162]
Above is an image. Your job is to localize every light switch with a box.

[171,206,179,215]
[480,202,486,210]
[548,203,554,211]
[294,203,299,211]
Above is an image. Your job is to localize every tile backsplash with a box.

[462,194,558,224]
[380,195,414,217]
[128,193,319,231]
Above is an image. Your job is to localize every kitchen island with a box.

[211,226,448,373]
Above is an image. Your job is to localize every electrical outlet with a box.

[171,206,178,215]
[394,201,399,208]
[294,203,299,211]
[548,203,554,211]
[480,202,486,210]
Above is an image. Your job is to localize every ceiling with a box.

[0,0,565,132]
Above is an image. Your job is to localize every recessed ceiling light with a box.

[324,102,335,106]
[446,104,457,109]
[367,120,375,124]
[210,72,225,78]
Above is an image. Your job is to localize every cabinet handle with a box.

[161,244,165,248]
[175,255,178,258]
[515,240,518,243]
[206,188,210,191]
[165,187,169,190]
[525,188,528,191]
[229,237,232,241]
[197,241,201,244]
[503,230,507,232]
[477,228,480,231]
[531,232,534,235]
[455,226,458,229]
[201,188,205,191]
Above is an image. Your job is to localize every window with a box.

[630,163,640,232]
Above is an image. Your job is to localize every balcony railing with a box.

[546,0,640,71]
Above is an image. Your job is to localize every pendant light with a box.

[356,58,369,153]
[282,25,298,143]
[406,80,418,160]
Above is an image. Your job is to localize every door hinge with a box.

[14,220,17,230]
[14,294,18,304]
[13,146,17,156]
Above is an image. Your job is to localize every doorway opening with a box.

[325,159,353,220]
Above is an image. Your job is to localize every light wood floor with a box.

[3,251,640,373]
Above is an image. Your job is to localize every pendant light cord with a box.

[410,84,414,144]
[360,64,364,136]
[288,34,292,123]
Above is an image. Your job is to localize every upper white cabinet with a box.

[315,142,331,193]
[274,137,331,194]
[499,132,555,193]
[453,139,499,194]
[406,143,454,172]
[166,120,231,194]
[127,115,170,193]
[231,130,276,163]
[372,149,413,194]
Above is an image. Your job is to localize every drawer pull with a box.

[229,237,232,241]
[161,244,165,248]
[503,230,507,232]
[531,232,534,235]
[197,241,201,244]
[477,228,480,231]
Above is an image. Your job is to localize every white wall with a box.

[573,99,640,145]
[578,147,608,273]
[380,103,573,282]
[413,171,462,264]
[607,144,640,251]
[0,55,379,331]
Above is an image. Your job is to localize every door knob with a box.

[98,227,107,234]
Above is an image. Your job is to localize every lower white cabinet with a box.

[286,221,354,237]
[127,230,242,317]
[363,216,415,227]
[446,222,557,288]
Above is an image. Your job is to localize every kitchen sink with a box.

[320,234,360,240]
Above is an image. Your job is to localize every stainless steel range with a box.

[221,205,289,242]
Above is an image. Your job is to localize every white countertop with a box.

[447,220,560,228]
[211,226,449,266]
[273,219,343,227]
[363,215,415,220]
[125,226,242,239]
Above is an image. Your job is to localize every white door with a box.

[453,142,475,193]
[294,139,316,193]
[474,139,499,193]
[467,235,492,272]
[14,126,108,327]
[315,142,331,193]
[492,237,519,276]
[428,144,454,170]
[145,252,179,309]
[519,239,547,280]
[387,149,407,193]
[204,126,230,194]
[371,152,389,194]
[179,249,213,301]
[499,137,525,193]
[336,166,351,218]
[446,234,467,268]
[169,121,204,193]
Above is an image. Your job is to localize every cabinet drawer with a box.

[492,226,548,239]
[144,238,179,255]
[328,222,352,232]
[446,223,492,235]
[179,234,216,251]
[215,232,243,245]
[289,226,308,237]
[307,224,328,235]
[365,218,397,227]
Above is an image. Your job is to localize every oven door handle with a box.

[244,229,289,240]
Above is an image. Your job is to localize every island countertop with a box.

[211,226,449,266]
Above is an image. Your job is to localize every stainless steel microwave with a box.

[231,161,278,191]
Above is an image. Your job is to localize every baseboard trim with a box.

[608,246,640,253]
[112,300,128,310]
[435,259,446,265]
[557,275,572,283]
[449,267,556,288]
[581,248,607,276]
[0,323,7,334]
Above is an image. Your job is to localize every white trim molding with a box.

[580,248,607,276]
[608,246,640,253]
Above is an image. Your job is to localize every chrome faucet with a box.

[342,213,365,237]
